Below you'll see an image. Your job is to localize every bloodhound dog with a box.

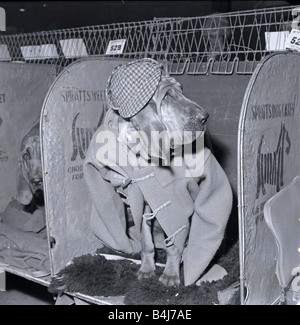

[16,123,44,213]
[90,58,232,287]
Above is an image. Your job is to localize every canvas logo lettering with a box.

[291,267,300,292]
[71,111,104,162]
[68,111,104,182]
[256,122,291,199]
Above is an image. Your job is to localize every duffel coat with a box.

[84,110,233,285]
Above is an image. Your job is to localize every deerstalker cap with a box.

[106,58,162,118]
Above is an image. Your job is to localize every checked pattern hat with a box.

[106,58,162,118]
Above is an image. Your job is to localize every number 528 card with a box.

[285,29,300,51]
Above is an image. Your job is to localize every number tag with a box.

[105,39,126,55]
[285,29,300,51]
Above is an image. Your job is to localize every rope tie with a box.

[143,200,171,221]
[131,172,155,183]
[118,172,155,188]
[164,224,188,247]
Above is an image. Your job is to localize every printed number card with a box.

[105,39,126,55]
[285,29,300,52]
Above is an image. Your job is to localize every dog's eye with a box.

[23,152,30,160]
[162,89,172,102]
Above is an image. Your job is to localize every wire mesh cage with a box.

[151,5,296,74]
[0,5,298,75]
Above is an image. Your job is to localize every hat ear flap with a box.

[16,159,33,205]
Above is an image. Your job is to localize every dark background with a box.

[1,0,300,34]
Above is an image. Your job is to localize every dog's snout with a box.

[198,112,209,125]
[31,178,43,187]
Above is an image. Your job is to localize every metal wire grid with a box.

[0,5,297,75]
[0,20,155,67]
[151,6,295,74]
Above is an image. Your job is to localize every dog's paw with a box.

[137,268,155,281]
[159,273,180,287]
[138,253,156,281]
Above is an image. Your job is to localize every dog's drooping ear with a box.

[16,160,33,205]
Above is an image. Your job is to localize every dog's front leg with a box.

[159,224,190,287]
[137,204,156,280]
[159,245,181,287]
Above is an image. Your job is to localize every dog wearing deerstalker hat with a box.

[106,58,162,118]
[84,58,233,286]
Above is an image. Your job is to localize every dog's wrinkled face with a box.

[130,74,209,149]
[21,136,43,193]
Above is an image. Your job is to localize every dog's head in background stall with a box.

[16,123,44,213]
[202,14,231,62]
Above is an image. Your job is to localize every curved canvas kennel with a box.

[238,52,300,305]
[0,62,57,285]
